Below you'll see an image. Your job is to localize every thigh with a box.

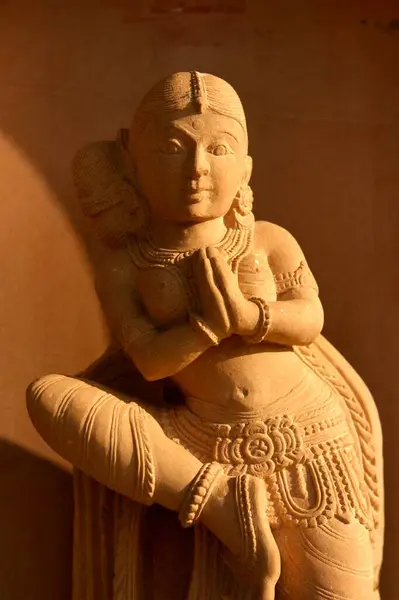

[274,518,375,600]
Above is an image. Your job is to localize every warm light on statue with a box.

[26,71,383,600]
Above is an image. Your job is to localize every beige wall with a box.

[0,0,397,597]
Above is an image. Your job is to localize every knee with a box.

[275,519,375,600]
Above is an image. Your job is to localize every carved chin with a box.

[184,197,235,218]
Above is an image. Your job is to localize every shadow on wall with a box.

[0,440,73,600]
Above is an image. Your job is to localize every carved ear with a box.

[243,155,253,185]
[71,131,145,249]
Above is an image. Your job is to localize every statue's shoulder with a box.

[254,220,301,258]
[95,243,138,292]
[254,221,318,292]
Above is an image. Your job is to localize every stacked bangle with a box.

[179,462,225,528]
[244,296,271,344]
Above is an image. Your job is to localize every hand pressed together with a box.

[194,247,260,340]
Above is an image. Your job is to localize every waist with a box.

[175,343,309,414]
[158,372,354,476]
[185,368,330,422]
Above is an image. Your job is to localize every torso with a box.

[128,223,308,419]
[126,224,375,540]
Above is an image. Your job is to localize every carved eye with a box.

[210,144,230,156]
[159,139,183,155]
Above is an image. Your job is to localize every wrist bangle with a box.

[179,462,225,528]
[244,297,271,344]
[189,314,220,346]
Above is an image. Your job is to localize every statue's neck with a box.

[148,217,228,251]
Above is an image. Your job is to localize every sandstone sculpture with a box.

[27,72,384,600]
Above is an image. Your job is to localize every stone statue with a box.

[26,72,384,600]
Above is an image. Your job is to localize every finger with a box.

[196,248,218,292]
[207,246,230,267]
[194,248,217,290]
[207,248,236,287]
[206,250,240,324]
[195,250,231,331]
[193,249,211,295]
[193,248,206,282]
[203,258,232,330]
[209,264,232,319]
[206,246,227,259]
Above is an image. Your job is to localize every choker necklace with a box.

[128,223,254,272]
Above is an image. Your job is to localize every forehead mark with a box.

[169,122,200,141]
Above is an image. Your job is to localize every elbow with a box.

[121,335,168,382]
[298,331,321,347]
[141,369,164,383]
[126,339,179,382]
[131,354,166,382]
[300,306,324,346]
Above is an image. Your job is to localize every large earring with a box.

[224,182,255,230]
[233,183,254,216]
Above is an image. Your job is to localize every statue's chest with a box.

[135,261,197,328]
[134,251,277,329]
[237,250,277,303]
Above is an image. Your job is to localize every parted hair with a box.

[72,72,253,248]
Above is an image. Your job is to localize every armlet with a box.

[274,261,319,295]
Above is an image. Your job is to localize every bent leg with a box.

[26,374,202,510]
[274,518,376,600]
[27,374,281,593]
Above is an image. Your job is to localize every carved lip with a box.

[188,181,212,192]
[186,189,210,203]
[185,193,206,204]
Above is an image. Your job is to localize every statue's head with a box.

[129,71,253,226]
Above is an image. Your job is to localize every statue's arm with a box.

[95,249,214,381]
[256,221,324,346]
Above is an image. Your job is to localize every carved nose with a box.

[192,146,210,177]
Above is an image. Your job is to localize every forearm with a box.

[124,322,214,382]
[265,297,324,346]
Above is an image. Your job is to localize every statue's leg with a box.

[26,373,281,594]
[274,518,376,600]
[26,373,202,510]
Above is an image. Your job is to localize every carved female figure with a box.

[27,72,383,600]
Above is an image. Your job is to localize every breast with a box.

[136,265,191,328]
[135,250,276,328]
[238,250,277,301]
